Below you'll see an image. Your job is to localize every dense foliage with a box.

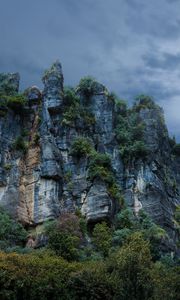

[13,136,28,153]
[61,87,95,127]
[115,99,148,164]
[0,208,27,250]
[0,207,179,299]
[76,76,99,97]
[0,93,26,113]
[70,137,93,158]
[0,85,179,298]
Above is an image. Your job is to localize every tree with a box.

[45,213,83,261]
[108,232,153,300]
[92,222,112,257]
[0,207,27,249]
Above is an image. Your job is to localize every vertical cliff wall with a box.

[0,61,179,244]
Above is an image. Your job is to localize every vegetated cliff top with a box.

[0,61,179,243]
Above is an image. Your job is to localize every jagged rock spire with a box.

[42,60,64,113]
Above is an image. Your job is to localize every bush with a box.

[150,262,180,300]
[76,76,98,97]
[0,207,27,249]
[70,137,93,158]
[114,208,135,230]
[45,213,83,261]
[4,164,12,171]
[7,94,26,111]
[33,133,40,146]
[134,94,156,111]
[0,251,74,300]
[88,153,112,181]
[115,104,148,164]
[108,232,153,300]
[13,136,28,153]
[173,143,180,156]
[61,88,95,127]
[0,93,26,113]
[131,140,148,158]
[92,222,112,257]
[68,261,112,300]
[115,99,127,116]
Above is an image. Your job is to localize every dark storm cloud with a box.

[143,52,180,70]
[0,0,180,139]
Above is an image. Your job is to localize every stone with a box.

[42,61,64,113]
[0,62,179,252]
[81,180,114,223]
[24,86,41,104]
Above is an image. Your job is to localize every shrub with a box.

[134,94,156,111]
[0,251,74,300]
[13,136,28,153]
[169,136,176,148]
[68,261,112,300]
[4,164,12,171]
[63,87,79,106]
[45,213,83,261]
[150,262,180,300]
[173,143,180,156]
[0,93,26,113]
[88,153,112,181]
[70,137,93,158]
[92,222,112,257]
[33,133,40,146]
[61,90,95,127]
[7,94,26,112]
[0,207,27,249]
[108,232,153,300]
[115,99,127,116]
[76,76,98,97]
[114,208,135,230]
[115,104,148,164]
[131,140,148,158]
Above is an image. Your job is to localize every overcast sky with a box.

[0,0,180,140]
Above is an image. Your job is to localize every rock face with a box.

[0,61,179,247]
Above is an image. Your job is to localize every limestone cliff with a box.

[0,61,179,246]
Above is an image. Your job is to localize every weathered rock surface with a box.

[0,61,179,249]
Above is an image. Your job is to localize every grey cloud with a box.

[143,52,180,70]
[0,0,180,140]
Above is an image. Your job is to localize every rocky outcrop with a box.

[42,61,63,113]
[0,61,179,248]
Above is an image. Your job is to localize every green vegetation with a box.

[92,222,112,257]
[0,207,179,299]
[3,164,12,171]
[61,87,95,127]
[33,133,40,146]
[76,76,99,97]
[0,93,26,113]
[45,213,83,261]
[134,94,157,111]
[13,136,28,153]
[112,208,167,260]
[88,152,112,181]
[0,208,27,250]
[70,136,93,158]
[115,100,148,164]
[174,205,180,247]
[172,143,180,156]
[88,151,122,201]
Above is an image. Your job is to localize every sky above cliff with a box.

[0,0,180,140]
